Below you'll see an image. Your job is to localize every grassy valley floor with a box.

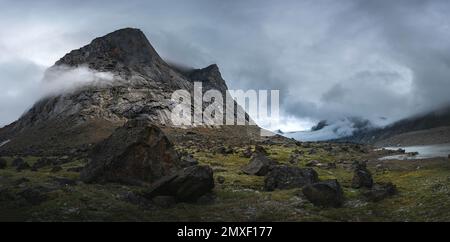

[1,142,450,221]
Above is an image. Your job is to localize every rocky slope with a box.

[0,28,255,156]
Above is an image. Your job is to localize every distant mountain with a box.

[340,105,450,146]
[310,120,328,131]
[282,117,373,142]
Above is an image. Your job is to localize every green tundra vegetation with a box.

[1,143,450,222]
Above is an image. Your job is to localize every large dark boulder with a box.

[242,153,278,176]
[80,119,183,184]
[302,179,344,208]
[363,182,397,202]
[264,165,318,191]
[144,165,214,202]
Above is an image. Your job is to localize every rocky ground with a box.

[1,131,450,222]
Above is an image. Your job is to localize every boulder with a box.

[351,160,367,170]
[242,153,278,176]
[363,182,397,202]
[80,119,183,184]
[264,165,318,191]
[180,154,199,167]
[11,158,24,167]
[308,148,317,155]
[407,152,419,156]
[16,161,30,172]
[352,169,373,188]
[302,179,344,208]
[242,147,252,158]
[288,153,300,164]
[215,146,234,155]
[216,175,225,184]
[0,158,7,169]
[351,161,373,189]
[144,165,214,202]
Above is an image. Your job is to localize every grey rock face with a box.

[0,28,253,156]
[56,28,163,74]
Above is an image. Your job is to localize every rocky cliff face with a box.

[0,28,252,156]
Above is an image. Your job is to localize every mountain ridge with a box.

[0,28,258,156]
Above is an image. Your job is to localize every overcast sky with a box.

[1,0,450,131]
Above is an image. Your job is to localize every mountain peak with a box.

[55,28,163,72]
[187,64,228,92]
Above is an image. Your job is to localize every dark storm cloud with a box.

[1,0,450,131]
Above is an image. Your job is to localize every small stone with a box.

[180,154,199,167]
[217,175,225,184]
[242,147,252,158]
